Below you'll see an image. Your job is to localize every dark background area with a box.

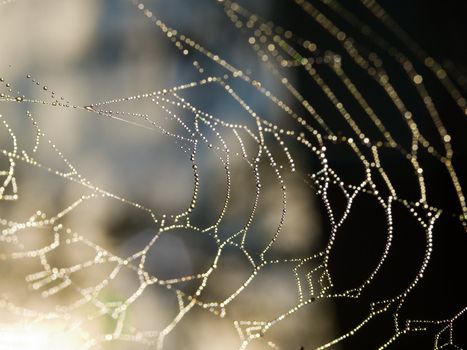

[274,1,467,349]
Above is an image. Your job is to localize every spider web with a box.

[0,0,466,349]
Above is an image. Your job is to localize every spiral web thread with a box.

[0,0,466,349]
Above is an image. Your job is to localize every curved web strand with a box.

[0,0,466,349]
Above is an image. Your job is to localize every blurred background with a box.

[0,0,466,349]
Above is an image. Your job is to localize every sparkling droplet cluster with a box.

[0,0,466,349]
